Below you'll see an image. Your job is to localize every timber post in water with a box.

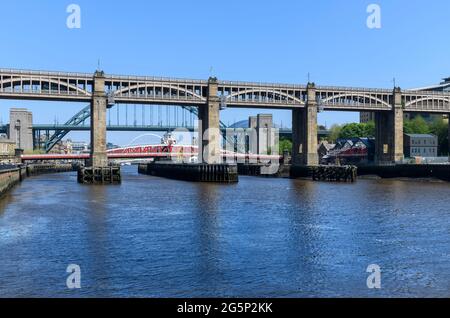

[291,165,358,183]
[78,166,122,184]
[138,162,238,183]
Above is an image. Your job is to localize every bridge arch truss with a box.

[2,68,450,114]
[403,91,450,113]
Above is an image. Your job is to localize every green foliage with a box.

[328,124,342,143]
[25,149,46,155]
[429,118,449,155]
[325,116,448,155]
[338,122,375,139]
[278,138,293,154]
[404,115,430,134]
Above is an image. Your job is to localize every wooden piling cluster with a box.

[26,164,75,176]
[237,164,262,176]
[311,165,357,183]
[77,166,122,184]
[138,162,239,183]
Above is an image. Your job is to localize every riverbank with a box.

[0,167,25,198]
[358,164,450,182]
[2,166,450,297]
[0,164,75,198]
[240,163,450,183]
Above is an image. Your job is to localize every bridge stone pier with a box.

[292,83,319,166]
[199,77,221,164]
[2,67,450,177]
[375,88,404,164]
[89,71,108,167]
[79,71,121,184]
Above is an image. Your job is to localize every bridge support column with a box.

[448,117,450,162]
[89,71,108,167]
[292,83,318,166]
[375,87,404,164]
[199,77,221,164]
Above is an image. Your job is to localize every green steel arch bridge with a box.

[0,103,330,153]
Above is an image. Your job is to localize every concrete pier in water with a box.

[138,162,238,183]
[78,166,122,184]
[291,165,358,183]
[77,70,122,185]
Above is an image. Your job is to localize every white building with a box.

[8,108,33,151]
[404,134,438,158]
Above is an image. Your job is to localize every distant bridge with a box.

[1,68,450,113]
[1,67,449,166]
[21,144,282,162]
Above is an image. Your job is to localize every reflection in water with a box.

[1,168,450,297]
[192,183,223,294]
[85,186,111,296]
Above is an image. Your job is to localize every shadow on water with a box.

[84,185,112,296]
[190,182,225,294]
[2,168,450,297]
[0,194,13,216]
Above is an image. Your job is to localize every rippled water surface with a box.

[1,167,450,297]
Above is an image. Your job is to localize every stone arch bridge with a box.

[1,68,449,166]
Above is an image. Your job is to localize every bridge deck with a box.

[1,68,450,113]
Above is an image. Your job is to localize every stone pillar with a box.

[292,83,318,166]
[9,108,33,152]
[392,88,404,162]
[375,87,404,164]
[199,77,221,164]
[89,71,108,167]
[256,114,273,155]
[448,117,450,162]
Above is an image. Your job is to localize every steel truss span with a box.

[39,103,232,153]
[1,68,450,112]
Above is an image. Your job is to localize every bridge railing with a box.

[403,90,450,96]
[226,96,300,105]
[316,85,392,93]
[0,68,93,79]
[106,74,208,84]
[219,80,306,89]
[113,92,205,101]
[0,88,90,96]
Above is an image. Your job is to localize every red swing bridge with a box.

[20,144,283,163]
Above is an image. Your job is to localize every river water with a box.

[0,167,449,297]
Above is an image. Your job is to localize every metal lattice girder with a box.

[43,105,232,153]
[2,68,450,114]
[44,105,91,152]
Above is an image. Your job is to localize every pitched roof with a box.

[405,133,436,138]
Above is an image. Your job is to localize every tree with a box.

[404,115,430,134]
[429,118,449,155]
[278,138,293,154]
[338,122,375,139]
[329,124,342,142]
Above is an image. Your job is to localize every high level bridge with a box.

[1,68,450,166]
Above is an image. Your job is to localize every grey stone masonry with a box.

[292,83,319,166]
[89,71,108,167]
[375,87,404,164]
[199,77,221,164]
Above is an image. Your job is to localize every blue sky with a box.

[1,0,450,145]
